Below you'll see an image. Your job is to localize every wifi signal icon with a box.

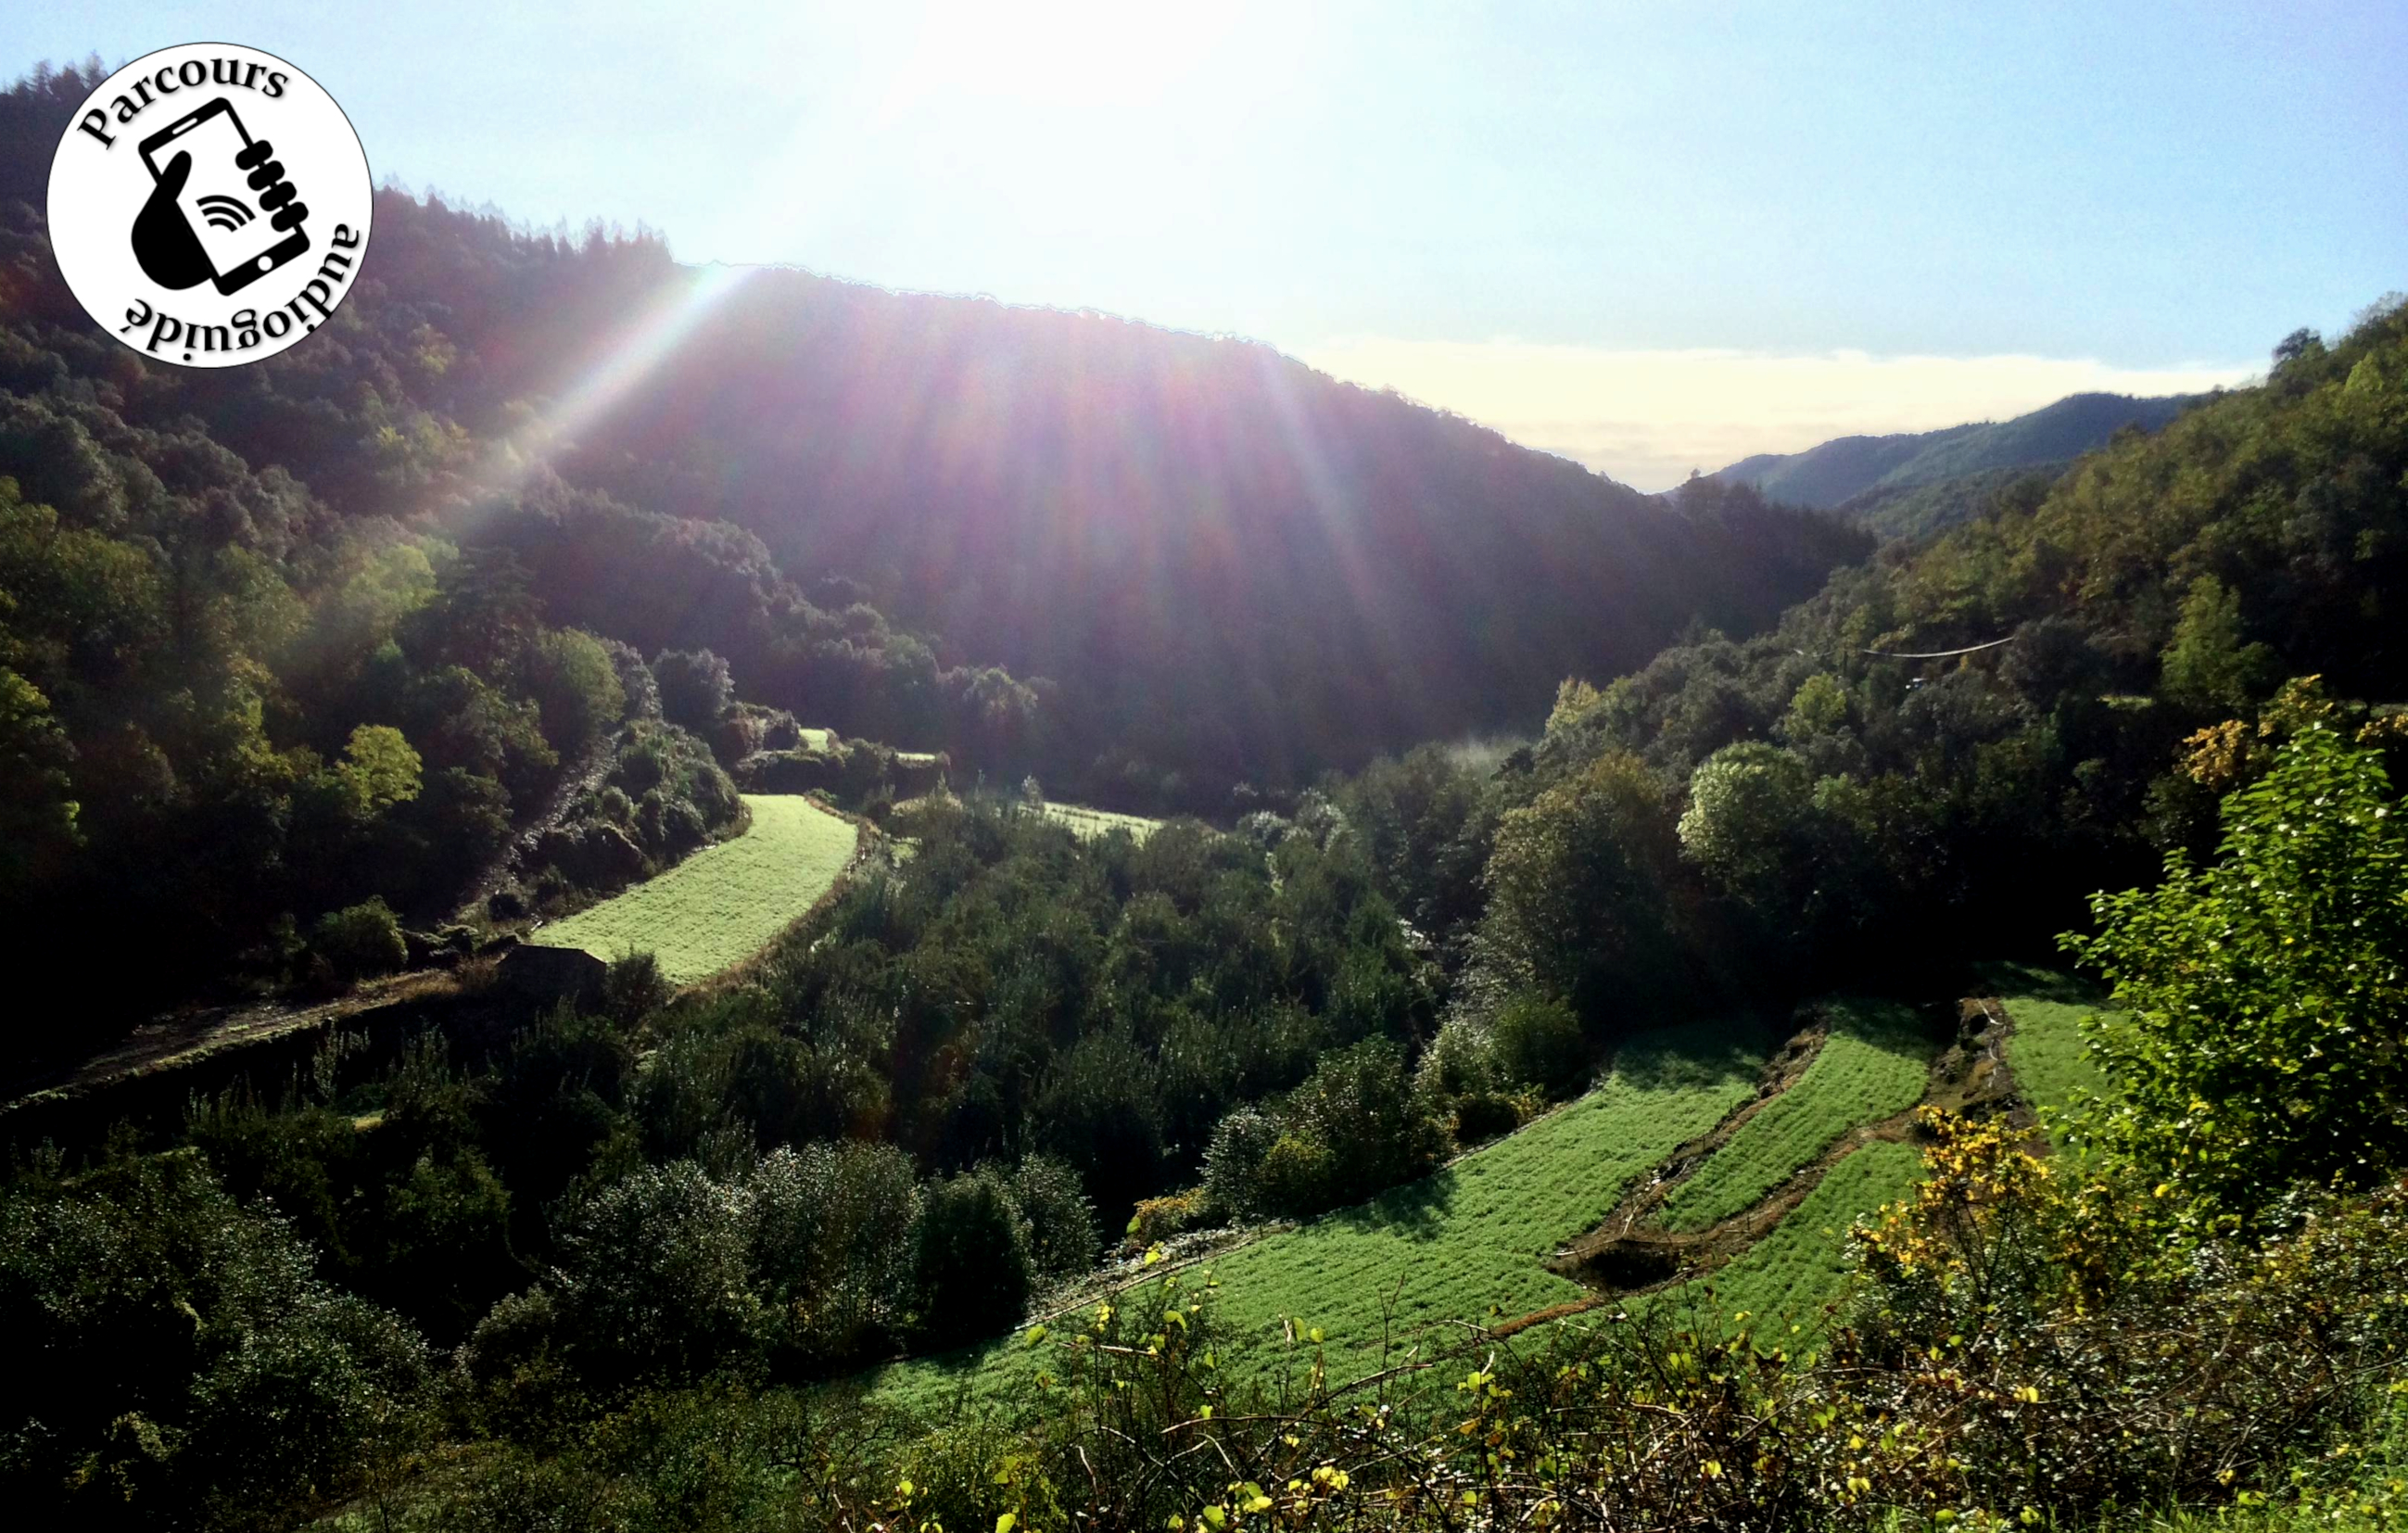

[195,194,253,231]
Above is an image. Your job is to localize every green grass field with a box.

[865,1018,1769,1414]
[1983,962,2118,1131]
[528,794,858,985]
[1686,1138,1924,1338]
[1039,802,1163,842]
[1659,998,1933,1232]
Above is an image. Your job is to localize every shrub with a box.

[2065,722,2408,1230]
[1204,1041,1446,1220]
[1279,1037,1446,1212]
[598,636,659,720]
[1413,1016,1498,1103]
[0,1151,431,1532]
[1124,1187,1208,1251]
[1200,1106,1285,1223]
[311,896,407,982]
[522,627,627,757]
[600,951,671,1022]
[1451,1090,1522,1144]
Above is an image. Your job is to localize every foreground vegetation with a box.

[529,793,859,984]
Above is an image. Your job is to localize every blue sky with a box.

[8,1,2402,487]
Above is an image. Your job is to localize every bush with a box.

[522,627,627,758]
[1279,1037,1446,1211]
[600,951,671,1022]
[910,1169,1033,1348]
[1204,1041,1445,1220]
[1124,1187,1208,1250]
[598,636,660,720]
[1489,993,1589,1097]
[1451,1090,1522,1144]
[2065,722,2408,1230]
[311,896,407,982]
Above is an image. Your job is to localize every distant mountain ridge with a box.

[1711,390,2208,535]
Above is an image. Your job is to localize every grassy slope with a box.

[1039,803,1163,842]
[529,794,858,985]
[1983,961,2119,1130]
[1660,998,1933,1232]
[1691,1139,1924,1338]
[865,1018,1768,1413]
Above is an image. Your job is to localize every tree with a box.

[1778,672,1849,741]
[653,648,732,733]
[910,1170,1033,1348]
[1678,741,1814,905]
[1480,750,1685,1016]
[747,1142,919,1368]
[522,627,627,756]
[2159,575,2275,715]
[336,724,422,815]
[553,1161,762,1381]
[1008,1154,1098,1282]
[2063,724,2408,1231]
[0,666,78,889]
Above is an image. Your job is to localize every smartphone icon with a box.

[139,98,309,296]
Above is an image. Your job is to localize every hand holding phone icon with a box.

[133,98,310,295]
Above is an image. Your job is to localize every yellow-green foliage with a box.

[530,794,857,985]
[866,1019,1767,1413]
[1660,998,1932,1232]
[1040,802,1162,842]
[1688,1138,1924,1337]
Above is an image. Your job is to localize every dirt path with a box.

[0,969,464,1119]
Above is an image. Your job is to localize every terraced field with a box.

[1686,1139,1924,1337]
[866,1018,1768,1413]
[1659,998,1933,1231]
[1041,802,1162,842]
[861,986,2061,1415]
[1986,963,2119,1127]
[529,794,859,985]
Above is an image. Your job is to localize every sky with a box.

[8,1,2402,488]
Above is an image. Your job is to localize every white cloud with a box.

[1292,338,2259,492]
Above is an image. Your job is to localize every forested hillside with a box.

[1714,388,2202,538]
[0,61,1858,1024]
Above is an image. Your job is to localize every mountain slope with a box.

[0,114,1869,807]
[513,258,1868,797]
[1714,390,2206,530]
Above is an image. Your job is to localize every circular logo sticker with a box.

[46,44,372,368]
